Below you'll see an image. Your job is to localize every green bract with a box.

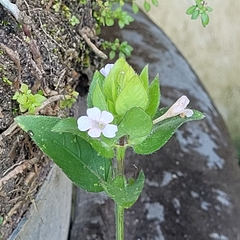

[86,58,161,147]
[88,58,160,122]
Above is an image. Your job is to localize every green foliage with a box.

[15,59,205,211]
[15,116,111,193]
[145,76,160,118]
[113,6,134,29]
[116,107,152,140]
[151,0,158,7]
[142,0,158,12]
[12,83,46,114]
[60,88,79,108]
[102,38,133,60]
[79,0,87,4]
[52,1,80,26]
[15,115,145,208]
[131,2,139,14]
[102,171,145,208]
[186,0,213,27]
[93,1,134,29]
[69,15,80,26]
[93,58,154,119]
[52,2,61,12]
[2,76,12,85]
[144,0,151,12]
[133,109,205,154]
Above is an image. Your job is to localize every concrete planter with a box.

[8,164,72,240]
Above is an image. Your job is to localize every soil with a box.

[0,1,103,239]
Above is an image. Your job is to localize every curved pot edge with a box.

[8,164,72,240]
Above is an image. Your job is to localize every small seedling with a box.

[102,38,133,59]
[2,76,12,85]
[69,15,80,26]
[93,1,134,29]
[60,88,79,108]
[12,83,46,114]
[186,0,213,27]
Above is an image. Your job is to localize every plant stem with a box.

[116,145,125,176]
[115,138,126,240]
[116,203,124,240]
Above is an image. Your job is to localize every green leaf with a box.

[115,75,148,116]
[101,171,145,208]
[191,9,200,20]
[107,99,117,117]
[125,14,134,24]
[17,94,27,104]
[196,0,202,8]
[33,94,46,103]
[201,11,209,27]
[92,82,108,110]
[15,116,111,192]
[20,83,29,94]
[119,52,125,58]
[106,17,114,26]
[133,109,205,154]
[87,71,105,108]
[118,20,125,29]
[109,50,115,60]
[132,2,139,14]
[28,105,36,114]
[51,117,115,159]
[145,75,160,118]
[123,44,133,57]
[103,58,128,103]
[12,91,20,100]
[19,104,27,113]
[206,6,213,12]
[139,64,149,91]
[151,0,158,7]
[186,5,197,15]
[117,107,152,139]
[103,58,137,103]
[144,0,151,12]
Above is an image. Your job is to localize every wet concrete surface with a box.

[69,6,240,240]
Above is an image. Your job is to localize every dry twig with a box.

[78,27,107,59]
[0,43,21,81]
[0,157,38,190]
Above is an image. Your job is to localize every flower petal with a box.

[100,110,114,124]
[100,64,114,77]
[171,95,189,114]
[182,109,194,118]
[87,107,101,121]
[102,124,118,138]
[153,95,192,124]
[77,116,92,131]
[165,95,190,118]
[88,128,102,138]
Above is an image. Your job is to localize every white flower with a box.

[100,63,114,77]
[153,95,194,124]
[77,107,118,138]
